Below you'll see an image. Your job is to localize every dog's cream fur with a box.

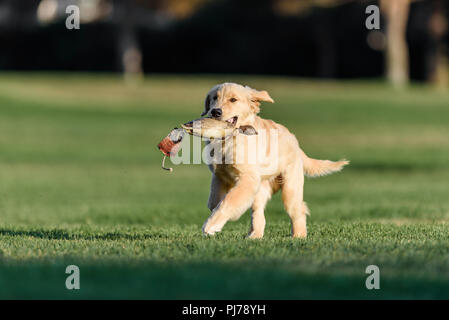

[201,83,348,238]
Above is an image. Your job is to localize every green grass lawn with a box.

[0,73,448,299]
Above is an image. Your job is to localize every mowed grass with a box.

[0,73,449,299]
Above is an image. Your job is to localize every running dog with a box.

[201,83,348,238]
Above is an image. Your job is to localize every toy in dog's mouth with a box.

[158,116,257,172]
[181,117,237,139]
[225,116,238,126]
[157,128,185,172]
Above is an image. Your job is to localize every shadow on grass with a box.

[0,228,160,241]
[0,259,448,299]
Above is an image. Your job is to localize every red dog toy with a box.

[157,128,184,172]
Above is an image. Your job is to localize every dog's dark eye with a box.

[230,98,237,103]
[213,95,218,100]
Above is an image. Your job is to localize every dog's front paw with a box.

[247,231,264,239]
[202,220,223,236]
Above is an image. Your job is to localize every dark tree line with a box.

[0,0,447,85]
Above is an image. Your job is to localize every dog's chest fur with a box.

[208,137,241,185]
[212,163,239,186]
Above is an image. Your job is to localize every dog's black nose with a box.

[211,108,222,118]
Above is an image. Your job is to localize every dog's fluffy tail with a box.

[300,150,349,178]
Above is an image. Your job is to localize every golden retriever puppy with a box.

[201,83,348,238]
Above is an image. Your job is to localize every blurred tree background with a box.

[0,0,448,86]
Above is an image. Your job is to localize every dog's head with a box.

[201,83,274,127]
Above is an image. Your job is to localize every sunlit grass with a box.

[0,73,448,298]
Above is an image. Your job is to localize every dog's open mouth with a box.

[225,116,238,126]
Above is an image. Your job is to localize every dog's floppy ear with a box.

[202,85,221,116]
[248,87,274,114]
[252,90,274,103]
[201,94,211,116]
[238,125,258,135]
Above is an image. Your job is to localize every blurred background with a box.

[1,0,448,87]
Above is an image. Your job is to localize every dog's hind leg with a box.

[282,161,309,238]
